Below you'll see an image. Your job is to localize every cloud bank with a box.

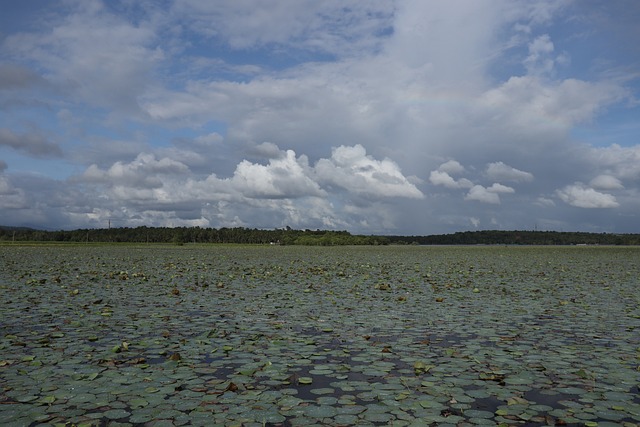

[0,0,638,233]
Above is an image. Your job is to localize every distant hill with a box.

[1,225,639,245]
[0,225,37,232]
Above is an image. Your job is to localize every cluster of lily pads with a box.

[1,244,639,426]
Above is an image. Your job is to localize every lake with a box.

[1,244,639,426]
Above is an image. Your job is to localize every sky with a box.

[0,0,639,235]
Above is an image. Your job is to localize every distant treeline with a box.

[1,226,639,245]
[0,226,389,246]
[387,230,640,246]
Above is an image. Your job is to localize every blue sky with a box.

[1,0,639,234]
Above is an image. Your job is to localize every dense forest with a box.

[1,226,639,245]
[0,226,388,245]
[387,230,640,245]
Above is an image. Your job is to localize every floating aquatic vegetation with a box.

[0,244,639,426]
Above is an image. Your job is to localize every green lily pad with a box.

[103,408,131,419]
[16,395,39,403]
[40,395,56,404]
[304,405,337,418]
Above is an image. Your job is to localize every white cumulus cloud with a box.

[230,149,325,199]
[465,183,515,204]
[429,170,473,189]
[438,160,466,175]
[589,174,624,190]
[429,160,473,189]
[466,185,501,204]
[486,161,534,182]
[81,153,190,188]
[315,144,423,199]
[556,183,619,208]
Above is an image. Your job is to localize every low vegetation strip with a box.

[1,225,639,245]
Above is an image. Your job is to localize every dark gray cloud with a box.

[0,63,46,90]
[0,128,63,158]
